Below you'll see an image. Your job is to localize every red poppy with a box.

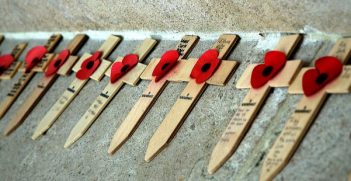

[25,46,47,72]
[45,49,70,77]
[190,49,220,84]
[302,56,342,96]
[0,54,15,74]
[250,51,286,89]
[76,51,102,80]
[152,50,179,82]
[110,54,139,83]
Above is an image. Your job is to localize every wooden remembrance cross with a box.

[144,34,239,162]
[31,35,121,140]
[3,34,88,135]
[63,38,157,148]
[260,38,351,181]
[108,35,199,154]
[0,34,62,119]
[0,43,28,80]
[208,34,302,174]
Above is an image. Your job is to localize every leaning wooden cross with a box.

[144,34,239,162]
[3,34,88,135]
[63,38,157,148]
[31,35,121,140]
[0,43,28,80]
[108,35,199,154]
[0,34,62,119]
[208,34,302,174]
[260,38,351,181]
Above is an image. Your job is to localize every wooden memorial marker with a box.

[144,34,239,162]
[0,43,28,80]
[3,34,88,136]
[207,34,302,174]
[0,34,62,119]
[63,38,157,148]
[260,38,351,181]
[108,35,199,154]
[31,35,121,140]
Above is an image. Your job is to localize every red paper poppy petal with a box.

[0,54,15,70]
[250,50,287,89]
[45,49,71,77]
[75,51,102,80]
[152,50,179,82]
[25,46,47,71]
[190,49,220,84]
[302,56,343,96]
[110,54,139,83]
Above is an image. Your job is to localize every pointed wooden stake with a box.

[0,34,62,120]
[208,34,302,174]
[108,35,199,155]
[3,34,88,136]
[64,38,157,148]
[31,35,121,140]
[260,38,351,181]
[0,43,28,80]
[144,34,239,162]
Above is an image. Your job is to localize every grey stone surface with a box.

[0,0,351,34]
[0,34,350,181]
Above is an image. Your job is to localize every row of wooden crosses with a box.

[0,33,349,180]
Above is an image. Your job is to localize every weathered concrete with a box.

[0,34,350,181]
[0,0,350,34]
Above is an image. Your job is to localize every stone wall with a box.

[0,0,350,34]
[0,0,350,181]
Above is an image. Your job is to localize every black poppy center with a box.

[316,73,328,85]
[262,66,273,77]
[161,63,170,71]
[54,59,62,68]
[121,64,130,73]
[201,63,211,72]
[86,61,94,69]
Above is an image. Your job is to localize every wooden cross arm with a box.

[288,65,351,94]
[141,58,238,86]
[56,55,80,76]
[236,60,302,89]
[103,56,146,86]
[71,53,111,81]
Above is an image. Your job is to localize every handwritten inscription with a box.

[214,38,232,53]
[85,97,105,119]
[44,35,60,50]
[220,106,252,142]
[335,40,346,60]
[7,73,30,97]
[295,106,311,113]
[179,93,192,100]
[176,38,190,57]
[264,115,303,172]
[142,91,153,98]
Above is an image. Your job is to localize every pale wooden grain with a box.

[0,34,62,119]
[208,34,302,175]
[0,43,27,80]
[108,35,199,154]
[3,35,87,135]
[32,35,120,139]
[145,34,239,162]
[64,39,157,148]
[260,38,351,181]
